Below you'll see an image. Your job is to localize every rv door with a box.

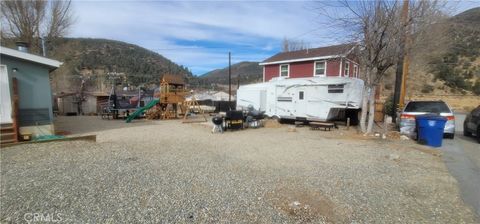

[295,88,307,119]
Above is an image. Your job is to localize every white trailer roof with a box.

[239,77,364,89]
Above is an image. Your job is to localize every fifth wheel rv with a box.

[236,77,364,124]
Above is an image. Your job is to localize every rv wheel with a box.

[345,109,360,126]
[272,115,281,122]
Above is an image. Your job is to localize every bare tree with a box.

[320,0,445,134]
[1,0,73,54]
[282,37,309,52]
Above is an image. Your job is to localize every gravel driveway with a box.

[1,116,476,223]
[440,113,480,219]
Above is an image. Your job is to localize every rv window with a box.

[277,96,292,102]
[299,91,304,100]
[328,84,344,93]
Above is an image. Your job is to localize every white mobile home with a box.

[236,77,364,123]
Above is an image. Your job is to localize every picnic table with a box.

[309,122,336,131]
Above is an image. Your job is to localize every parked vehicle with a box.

[236,77,364,124]
[398,100,455,139]
[463,105,480,143]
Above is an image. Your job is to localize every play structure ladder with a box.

[125,99,160,123]
[182,97,207,123]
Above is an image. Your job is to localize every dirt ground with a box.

[1,116,477,223]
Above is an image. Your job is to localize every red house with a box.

[260,43,360,82]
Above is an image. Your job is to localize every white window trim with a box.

[0,65,13,124]
[353,64,358,78]
[344,61,350,77]
[343,57,360,77]
[313,61,327,77]
[262,66,265,82]
[279,64,289,77]
[338,58,343,77]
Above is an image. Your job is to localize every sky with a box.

[69,0,480,76]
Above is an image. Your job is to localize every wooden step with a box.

[1,129,15,134]
[1,124,13,130]
[1,127,14,132]
[1,138,16,144]
[0,123,17,144]
[1,133,15,141]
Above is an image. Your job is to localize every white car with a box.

[398,100,455,139]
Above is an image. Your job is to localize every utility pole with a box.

[228,52,231,103]
[392,0,409,123]
[40,37,47,57]
[400,33,411,108]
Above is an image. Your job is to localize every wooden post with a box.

[383,114,388,135]
[400,36,410,107]
[392,0,409,123]
[398,0,409,109]
[12,78,19,142]
[346,117,350,130]
[228,52,231,103]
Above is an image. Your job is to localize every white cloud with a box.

[68,1,325,75]
[68,1,479,75]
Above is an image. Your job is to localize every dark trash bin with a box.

[416,115,447,147]
[225,110,244,130]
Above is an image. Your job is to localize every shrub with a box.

[473,80,480,96]
[384,95,395,117]
[421,84,434,93]
[464,70,473,79]
[384,83,392,90]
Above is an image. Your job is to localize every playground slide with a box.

[125,99,160,123]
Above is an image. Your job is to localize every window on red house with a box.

[344,62,350,77]
[280,64,289,77]
[314,61,326,76]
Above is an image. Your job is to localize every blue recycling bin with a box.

[416,115,447,147]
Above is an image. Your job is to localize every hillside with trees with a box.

[197,61,262,86]
[380,7,480,98]
[2,38,193,93]
[428,7,480,95]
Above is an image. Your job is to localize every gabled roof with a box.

[0,46,62,70]
[259,43,356,65]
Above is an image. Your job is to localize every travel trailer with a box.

[236,77,364,124]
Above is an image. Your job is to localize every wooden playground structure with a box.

[145,74,207,123]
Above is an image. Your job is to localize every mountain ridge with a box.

[1,37,193,93]
[198,61,262,85]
